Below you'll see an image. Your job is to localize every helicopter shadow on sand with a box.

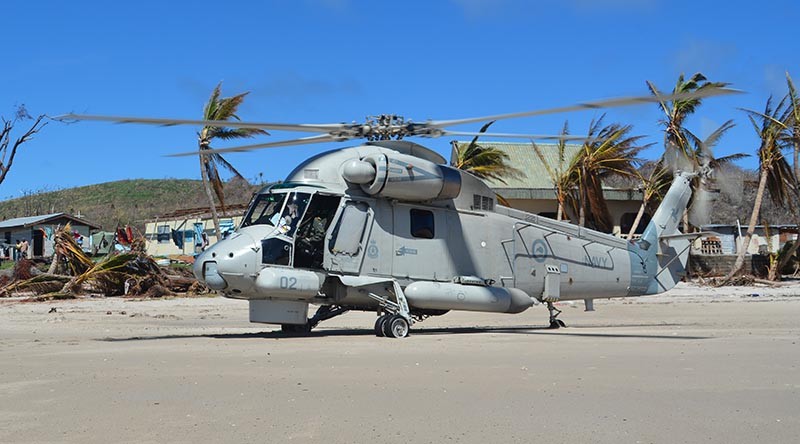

[97,322,709,342]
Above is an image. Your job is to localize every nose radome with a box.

[208,231,259,274]
[194,226,276,295]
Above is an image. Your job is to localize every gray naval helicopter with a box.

[62,87,737,338]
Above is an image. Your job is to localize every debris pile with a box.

[0,224,208,300]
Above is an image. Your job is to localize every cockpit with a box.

[242,186,340,270]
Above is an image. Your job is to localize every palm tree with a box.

[626,161,670,238]
[531,121,574,221]
[569,115,647,233]
[786,72,800,182]
[198,83,267,239]
[773,72,800,278]
[681,120,750,228]
[648,73,728,232]
[647,73,729,161]
[450,121,523,184]
[723,97,797,282]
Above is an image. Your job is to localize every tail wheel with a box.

[383,314,410,338]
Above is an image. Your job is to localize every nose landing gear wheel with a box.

[382,314,410,338]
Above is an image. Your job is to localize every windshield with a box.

[241,193,287,228]
[275,192,311,237]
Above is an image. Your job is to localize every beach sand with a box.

[1,281,799,443]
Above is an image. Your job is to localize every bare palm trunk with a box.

[199,153,222,242]
[627,200,648,239]
[47,252,60,274]
[682,209,690,234]
[794,142,799,182]
[578,185,586,227]
[556,199,563,221]
[723,168,770,282]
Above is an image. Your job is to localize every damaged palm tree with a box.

[2,225,207,299]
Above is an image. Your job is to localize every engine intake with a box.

[342,153,461,202]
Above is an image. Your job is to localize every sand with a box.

[1,281,799,444]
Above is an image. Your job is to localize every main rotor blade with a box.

[56,113,344,134]
[440,130,587,141]
[428,88,742,128]
[166,134,343,157]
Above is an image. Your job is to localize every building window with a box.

[410,209,435,239]
[157,225,171,244]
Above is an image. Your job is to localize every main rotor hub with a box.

[339,114,443,141]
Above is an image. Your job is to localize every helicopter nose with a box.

[194,230,261,294]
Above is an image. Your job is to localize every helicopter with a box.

[60,87,738,338]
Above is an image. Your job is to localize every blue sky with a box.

[2,0,798,199]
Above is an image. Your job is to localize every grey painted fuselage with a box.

[194,141,693,321]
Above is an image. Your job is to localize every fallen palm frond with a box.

[61,252,141,295]
[2,224,208,299]
[51,223,94,276]
[3,273,71,295]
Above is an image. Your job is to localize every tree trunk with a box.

[199,152,222,241]
[556,200,563,221]
[47,252,61,275]
[773,216,800,280]
[682,209,690,234]
[723,168,770,282]
[627,200,648,239]
[794,141,798,182]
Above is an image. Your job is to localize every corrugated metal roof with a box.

[452,141,582,189]
[452,141,644,201]
[0,213,101,230]
[0,213,65,229]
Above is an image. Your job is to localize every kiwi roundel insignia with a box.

[531,239,548,263]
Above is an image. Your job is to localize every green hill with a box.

[0,178,259,231]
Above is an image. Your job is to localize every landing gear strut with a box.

[547,301,566,329]
[368,280,413,338]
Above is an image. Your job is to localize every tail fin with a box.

[639,173,694,294]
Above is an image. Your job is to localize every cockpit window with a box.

[242,193,287,228]
[242,192,312,236]
[275,193,311,237]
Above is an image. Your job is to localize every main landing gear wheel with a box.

[382,314,410,338]
[374,314,390,337]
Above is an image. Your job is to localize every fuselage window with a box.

[410,209,435,239]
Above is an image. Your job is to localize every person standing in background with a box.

[19,239,29,260]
